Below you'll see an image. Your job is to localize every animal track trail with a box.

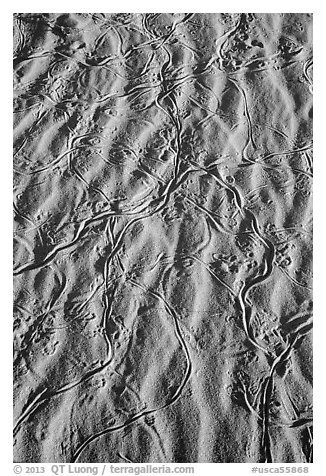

[13,13,312,463]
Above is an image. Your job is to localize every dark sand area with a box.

[13,13,312,463]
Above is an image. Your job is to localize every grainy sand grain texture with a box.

[13,13,313,463]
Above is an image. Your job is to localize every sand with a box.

[13,13,313,463]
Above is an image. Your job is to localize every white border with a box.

[6,2,319,13]
[3,3,324,475]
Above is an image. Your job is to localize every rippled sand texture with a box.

[13,13,313,463]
